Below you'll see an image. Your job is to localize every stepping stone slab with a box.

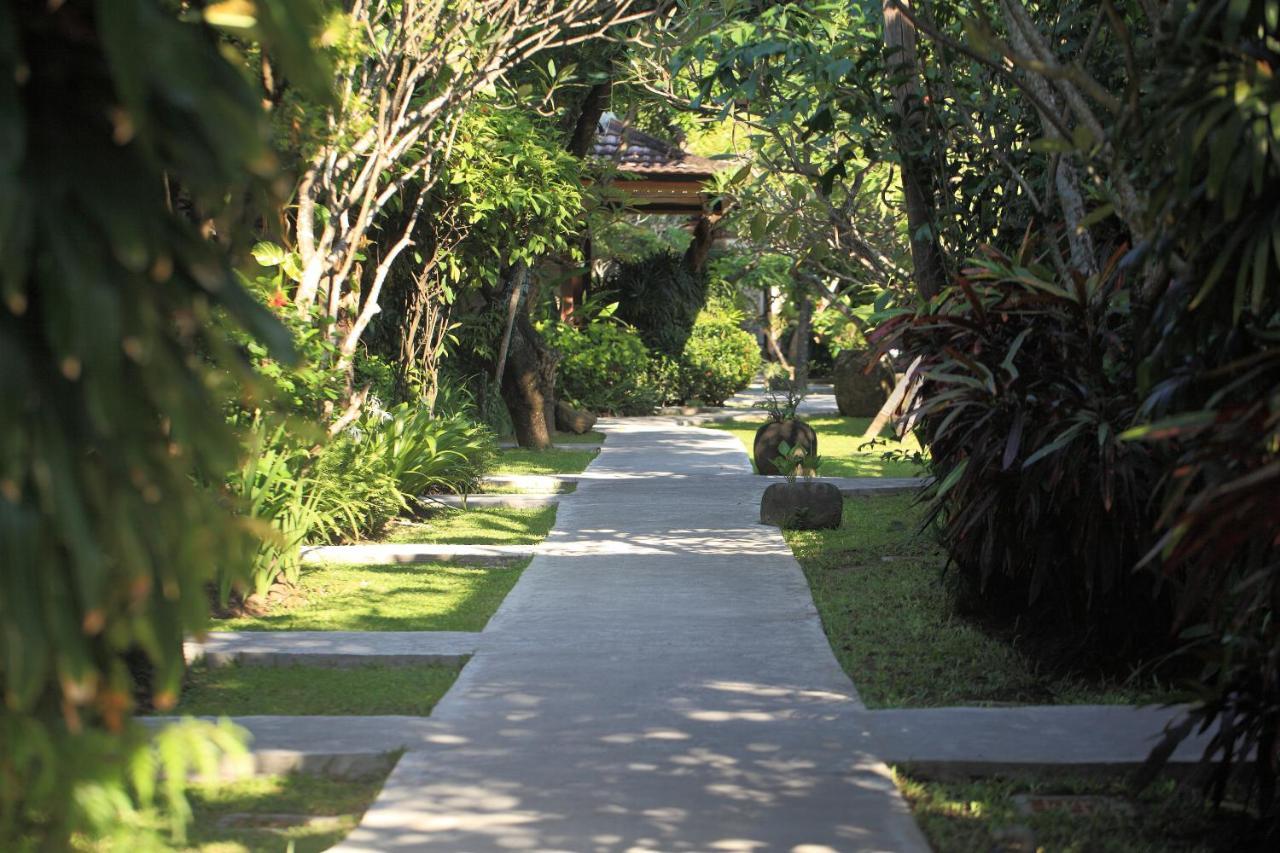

[186,631,479,668]
[300,543,534,566]
[419,493,560,509]
[865,705,1210,771]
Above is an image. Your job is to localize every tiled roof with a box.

[589,117,727,177]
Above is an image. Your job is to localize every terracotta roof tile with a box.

[589,117,728,176]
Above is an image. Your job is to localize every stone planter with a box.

[753,419,817,475]
[760,481,842,530]
[833,349,894,417]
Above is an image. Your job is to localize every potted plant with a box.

[759,442,842,530]
[752,384,817,475]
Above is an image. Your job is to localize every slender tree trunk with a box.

[683,213,718,275]
[560,78,612,321]
[883,0,947,299]
[788,292,812,390]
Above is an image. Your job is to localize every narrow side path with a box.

[337,422,928,852]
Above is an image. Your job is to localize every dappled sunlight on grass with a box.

[492,447,599,475]
[893,769,1257,852]
[709,416,927,478]
[213,561,525,633]
[170,769,387,852]
[381,506,557,546]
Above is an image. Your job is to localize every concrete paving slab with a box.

[865,705,1210,772]
[333,421,930,852]
[300,543,534,566]
[186,631,479,668]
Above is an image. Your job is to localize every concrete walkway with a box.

[335,421,929,852]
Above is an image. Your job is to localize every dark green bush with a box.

[875,250,1173,660]
[606,251,709,357]
[677,314,762,406]
[543,320,660,415]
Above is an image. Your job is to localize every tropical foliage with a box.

[0,0,327,844]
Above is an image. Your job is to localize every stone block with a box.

[555,400,598,434]
[760,481,842,530]
[833,349,893,417]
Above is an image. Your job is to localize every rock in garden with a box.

[833,349,894,417]
[753,419,817,475]
[555,400,598,434]
[760,481,842,530]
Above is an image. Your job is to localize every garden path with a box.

[334,420,930,852]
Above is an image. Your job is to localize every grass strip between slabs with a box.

[214,560,527,633]
[164,768,387,852]
[174,662,461,716]
[383,505,557,545]
[491,447,598,476]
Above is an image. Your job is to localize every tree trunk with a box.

[882,0,947,299]
[500,310,557,450]
[683,214,718,275]
[788,292,812,390]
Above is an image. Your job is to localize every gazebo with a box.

[561,116,734,317]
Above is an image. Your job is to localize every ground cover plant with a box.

[785,495,1166,707]
[214,562,525,633]
[894,770,1260,852]
[711,416,927,479]
[174,664,461,717]
[382,506,558,546]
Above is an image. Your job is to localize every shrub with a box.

[223,420,321,600]
[874,249,1173,661]
[368,404,497,496]
[309,430,404,543]
[606,251,709,357]
[678,313,762,406]
[543,320,660,415]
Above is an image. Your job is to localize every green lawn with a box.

[138,769,388,852]
[709,415,927,478]
[381,506,557,545]
[491,447,598,475]
[895,770,1258,852]
[174,663,459,716]
[213,561,525,632]
[785,494,1164,707]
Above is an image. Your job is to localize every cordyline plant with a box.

[280,0,656,426]
[869,0,1279,831]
